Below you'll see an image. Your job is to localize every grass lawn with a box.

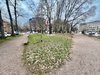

[0,35,21,44]
[23,34,72,75]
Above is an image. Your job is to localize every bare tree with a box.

[64,0,96,33]
[0,1,5,38]
[14,0,19,34]
[0,10,5,38]
[44,0,57,34]
[24,0,36,15]
[54,0,96,33]
[56,0,65,20]
[9,0,21,34]
[38,0,55,34]
[5,0,14,36]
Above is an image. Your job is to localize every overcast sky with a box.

[86,0,100,22]
[0,0,100,25]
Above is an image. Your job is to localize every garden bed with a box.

[23,34,72,75]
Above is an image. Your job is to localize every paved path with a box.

[0,35,28,75]
[47,34,100,75]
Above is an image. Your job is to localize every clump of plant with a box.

[23,34,71,75]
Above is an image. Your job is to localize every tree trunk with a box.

[6,0,14,36]
[45,0,52,34]
[0,10,5,38]
[48,17,52,34]
[14,0,19,34]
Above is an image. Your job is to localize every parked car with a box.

[0,32,11,38]
[4,32,11,37]
[14,31,19,35]
[85,31,89,35]
[87,31,95,36]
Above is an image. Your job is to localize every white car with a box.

[4,32,11,37]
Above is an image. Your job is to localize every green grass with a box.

[0,35,22,44]
[23,34,72,75]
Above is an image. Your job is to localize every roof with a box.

[80,20,100,26]
[86,20,100,24]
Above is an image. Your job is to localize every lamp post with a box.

[29,18,33,33]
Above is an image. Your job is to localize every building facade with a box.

[79,21,100,36]
[3,21,11,33]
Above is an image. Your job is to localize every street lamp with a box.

[29,18,33,33]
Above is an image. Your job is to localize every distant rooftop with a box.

[86,20,100,23]
[80,20,100,25]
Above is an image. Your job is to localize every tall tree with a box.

[63,0,96,33]
[14,0,19,34]
[6,0,14,36]
[0,10,5,38]
[54,0,96,33]
[44,0,54,34]
[9,0,20,34]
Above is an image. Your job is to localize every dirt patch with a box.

[46,34,100,75]
[0,34,31,75]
